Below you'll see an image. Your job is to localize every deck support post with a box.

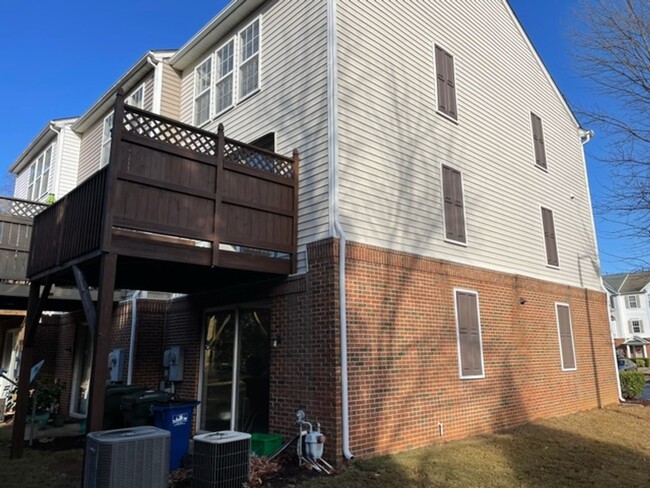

[10,280,51,459]
[212,124,225,267]
[85,253,117,433]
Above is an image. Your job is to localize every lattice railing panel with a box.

[123,108,218,156]
[0,196,47,218]
[224,141,294,178]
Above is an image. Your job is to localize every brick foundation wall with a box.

[334,240,619,457]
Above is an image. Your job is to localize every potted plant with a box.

[27,380,66,430]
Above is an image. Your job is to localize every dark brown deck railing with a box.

[0,196,47,281]
[27,93,299,279]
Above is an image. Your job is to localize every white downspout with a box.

[126,291,142,385]
[48,123,63,200]
[327,0,353,460]
[580,128,625,402]
[147,53,163,115]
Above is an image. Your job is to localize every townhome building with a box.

[604,272,650,359]
[11,0,618,462]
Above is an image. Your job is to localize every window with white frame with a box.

[239,18,260,99]
[215,40,235,114]
[100,112,114,168]
[625,295,639,309]
[454,289,484,378]
[629,320,644,334]
[125,84,145,109]
[192,16,262,127]
[555,303,576,371]
[194,58,212,126]
[27,144,53,201]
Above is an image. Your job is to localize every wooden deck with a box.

[27,94,299,291]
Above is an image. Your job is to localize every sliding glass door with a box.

[202,307,270,433]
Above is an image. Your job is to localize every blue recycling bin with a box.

[152,400,200,471]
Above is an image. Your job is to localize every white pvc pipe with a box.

[126,291,142,385]
[327,0,353,460]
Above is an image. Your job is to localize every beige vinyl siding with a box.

[13,169,30,200]
[178,0,330,273]
[160,62,182,119]
[55,126,80,198]
[77,119,103,184]
[336,0,601,290]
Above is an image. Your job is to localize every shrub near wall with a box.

[619,371,645,399]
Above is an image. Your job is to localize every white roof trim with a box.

[9,117,78,175]
[170,0,266,71]
[72,50,176,134]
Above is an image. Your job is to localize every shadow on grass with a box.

[303,418,650,488]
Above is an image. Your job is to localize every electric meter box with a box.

[163,346,184,382]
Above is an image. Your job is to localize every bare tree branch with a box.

[573,0,650,265]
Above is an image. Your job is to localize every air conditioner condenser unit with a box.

[193,431,251,488]
[84,426,170,488]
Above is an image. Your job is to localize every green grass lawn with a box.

[1,405,649,487]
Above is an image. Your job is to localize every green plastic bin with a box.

[103,384,146,429]
[251,433,283,457]
[120,390,173,427]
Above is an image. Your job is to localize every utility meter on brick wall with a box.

[163,346,184,382]
[108,348,125,382]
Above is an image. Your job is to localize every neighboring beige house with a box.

[604,272,650,358]
[73,50,179,184]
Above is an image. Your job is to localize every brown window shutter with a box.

[435,45,457,120]
[556,304,575,369]
[456,291,483,377]
[542,207,559,266]
[442,165,466,243]
[531,113,547,169]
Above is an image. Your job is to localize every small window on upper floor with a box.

[28,144,53,201]
[215,39,235,115]
[441,164,466,244]
[239,18,260,100]
[194,58,212,126]
[628,319,644,334]
[541,207,559,267]
[100,112,114,168]
[191,16,262,127]
[435,45,457,121]
[531,112,547,169]
[625,295,639,309]
[126,83,145,109]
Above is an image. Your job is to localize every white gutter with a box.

[327,0,353,460]
[48,123,63,199]
[147,55,163,114]
[126,291,142,385]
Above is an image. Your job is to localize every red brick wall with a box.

[131,300,167,389]
[333,240,619,457]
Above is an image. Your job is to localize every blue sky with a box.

[0,0,632,274]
